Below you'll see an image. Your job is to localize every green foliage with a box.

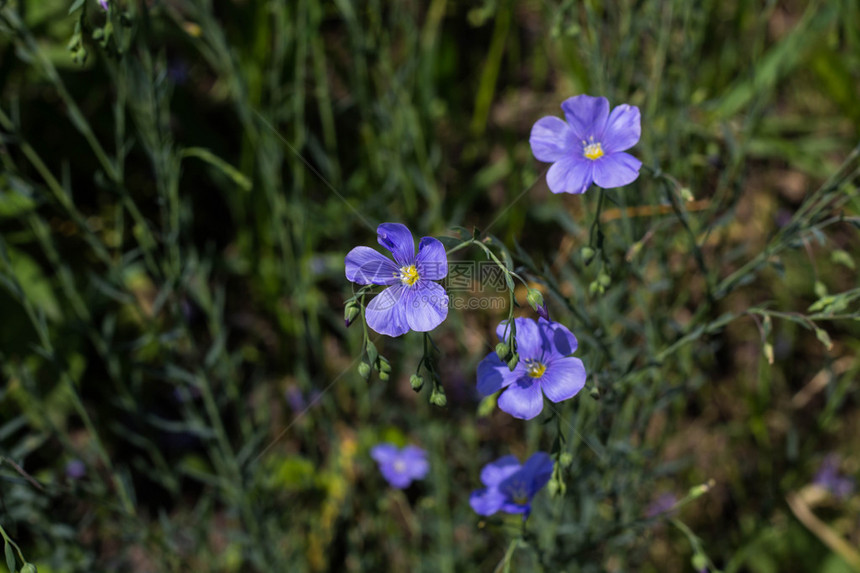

[0,0,858,571]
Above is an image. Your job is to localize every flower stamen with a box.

[400,265,420,286]
[524,358,546,379]
[583,141,604,160]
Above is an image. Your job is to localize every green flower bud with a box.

[22,565,37,573]
[581,246,596,265]
[597,272,611,287]
[691,553,707,571]
[430,387,447,407]
[559,452,573,467]
[506,353,519,371]
[358,362,371,379]
[378,357,391,373]
[589,387,601,400]
[410,374,425,392]
[495,342,510,360]
[588,281,604,296]
[378,370,389,381]
[526,288,544,309]
[547,478,559,497]
[344,303,360,327]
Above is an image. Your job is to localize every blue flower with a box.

[530,95,642,194]
[345,223,448,337]
[469,452,554,517]
[477,317,586,420]
[370,443,430,489]
[813,454,855,499]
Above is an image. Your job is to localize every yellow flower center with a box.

[525,359,546,379]
[400,265,420,286]
[583,141,604,160]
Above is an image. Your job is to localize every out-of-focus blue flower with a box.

[469,452,554,517]
[530,95,642,194]
[98,0,108,10]
[814,454,855,499]
[370,443,430,489]
[645,492,678,518]
[345,223,448,337]
[477,317,586,420]
[66,459,86,479]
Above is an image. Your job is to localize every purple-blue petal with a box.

[495,320,513,343]
[529,116,575,163]
[498,377,544,420]
[546,156,594,194]
[415,237,448,280]
[345,246,400,285]
[540,357,586,403]
[592,152,642,189]
[371,443,399,464]
[380,463,414,489]
[520,452,554,495]
[377,223,415,267]
[513,318,544,359]
[470,487,507,516]
[561,95,609,140]
[499,500,531,515]
[477,353,517,396]
[366,285,410,337]
[401,446,430,479]
[479,455,522,487]
[540,318,578,355]
[601,104,641,153]
[403,281,448,332]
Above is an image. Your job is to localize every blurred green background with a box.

[0,0,859,571]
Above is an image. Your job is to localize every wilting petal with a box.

[377,223,415,266]
[479,455,521,487]
[546,156,594,194]
[520,452,554,495]
[403,281,448,332]
[540,318,578,355]
[477,354,517,396]
[345,246,400,285]
[370,443,399,464]
[592,152,641,189]
[498,377,544,420]
[539,357,586,403]
[601,104,641,153]
[415,237,448,280]
[530,116,575,162]
[561,95,609,140]
[470,487,507,516]
[366,285,410,337]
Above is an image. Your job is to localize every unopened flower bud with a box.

[430,387,447,407]
[495,342,510,360]
[506,353,519,371]
[547,478,559,497]
[691,553,708,572]
[588,281,604,296]
[559,452,573,467]
[581,246,596,265]
[358,362,371,379]
[344,302,360,327]
[526,288,544,310]
[589,387,600,400]
[410,374,424,392]
[378,370,389,381]
[689,479,715,498]
[378,357,391,373]
[21,565,37,573]
[598,272,611,287]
